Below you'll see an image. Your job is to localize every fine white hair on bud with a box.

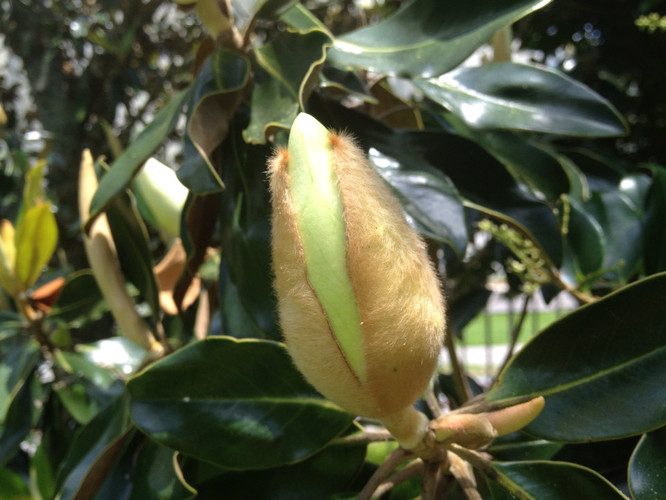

[268,113,446,424]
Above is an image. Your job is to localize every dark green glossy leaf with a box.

[127,337,353,470]
[218,130,280,340]
[643,165,666,274]
[0,335,38,422]
[106,193,160,323]
[320,66,376,104]
[0,466,30,499]
[129,441,195,500]
[310,95,562,263]
[582,190,643,283]
[187,441,366,499]
[469,130,570,201]
[55,395,131,500]
[369,149,468,254]
[563,148,626,195]
[629,427,666,500]
[407,130,562,265]
[450,287,492,335]
[48,270,106,326]
[89,433,136,500]
[564,197,605,277]
[87,88,192,226]
[488,432,563,462]
[219,271,273,340]
[243,65,299,145]
[488,272,666,442]
[551,437,639,485]
[0,372,34,465]
[558,155,589,201]
[491,461,627,499]
[327,0,552,77]
[69,429,133,500]
[416,63,627,136]
[179,48,250,193]
[307,97,469,255]
[244,29,332,144]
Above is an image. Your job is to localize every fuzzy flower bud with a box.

[268,113,446,429]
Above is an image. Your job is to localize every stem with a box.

[445,325,472,404]
[425,380,443,418]
[372,459,424,499]
[333,430,393,445]
[380,406,429,451]
[495,294,530,378]
[549,268,596,304]
[448,444,493,476]
[448,451,482,500]
[357,447,413,500]
[421,460,440,500]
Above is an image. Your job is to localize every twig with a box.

[448,444,493,476]
[333,430,393,445]
[425,381,443,418]
[448,451,482,500]
[358,447,413,500]
[372,459,424,499]
[549,268,596,304]
[445,325,472,404]
[495,294,530,378]
[421,460,441,500]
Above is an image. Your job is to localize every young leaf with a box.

[415,63,628,136]
[14,202,58,290]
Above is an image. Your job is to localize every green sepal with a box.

[287,113,366,383]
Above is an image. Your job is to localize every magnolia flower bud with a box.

[268,113,446,429]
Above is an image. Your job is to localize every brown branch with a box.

[420,460,441,500]
[358,447,413,500]
[372,459,425,499]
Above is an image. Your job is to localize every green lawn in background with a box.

[462,311,564,346]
